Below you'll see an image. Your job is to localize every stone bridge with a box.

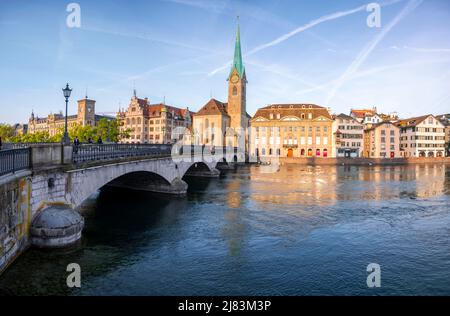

[0,143,238,273]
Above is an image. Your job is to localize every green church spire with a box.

[229,17,245,79]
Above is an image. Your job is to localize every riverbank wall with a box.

[266,157,450,165]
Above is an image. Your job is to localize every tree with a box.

[11,131,51,143]
[0,123,15,141]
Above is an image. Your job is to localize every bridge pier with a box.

[30,205,84,248]
[184,167,220,178]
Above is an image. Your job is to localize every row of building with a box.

[250,107,449,159]
[24,21,450,158]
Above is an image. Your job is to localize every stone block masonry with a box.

[0,172,32,274]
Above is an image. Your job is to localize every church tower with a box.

[227,18,247,132]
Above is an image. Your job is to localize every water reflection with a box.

[250,164,448,208]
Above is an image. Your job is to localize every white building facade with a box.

[398,115,446,157]
[332,114,364,157]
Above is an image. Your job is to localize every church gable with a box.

[194,98,229,117]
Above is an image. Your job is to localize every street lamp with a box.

[62,83,72,144]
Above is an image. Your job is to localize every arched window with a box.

[232,86,237,96]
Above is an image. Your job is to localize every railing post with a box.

[12,148,16,174]
[28,147,33,169]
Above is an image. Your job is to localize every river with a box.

[0,164,449,295]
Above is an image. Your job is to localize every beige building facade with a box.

[363,122,401,158]
[250,104,334,158]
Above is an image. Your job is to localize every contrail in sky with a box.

[208,0,405,76]
[325,0,424,105]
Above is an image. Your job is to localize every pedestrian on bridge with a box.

[97,137,103,144]
[73,136,80,153]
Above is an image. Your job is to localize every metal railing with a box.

[72,143,173,164]
[72,144,239,164]
[1,142,59,150]
[0,148,31,177]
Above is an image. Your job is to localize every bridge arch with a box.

[64,158,220,209]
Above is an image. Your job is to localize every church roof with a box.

[194,98,230,117]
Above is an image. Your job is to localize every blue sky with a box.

[0,0,449,124]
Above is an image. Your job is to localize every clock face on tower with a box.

[230,74,240,84]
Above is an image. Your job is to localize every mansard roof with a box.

[252,104,332,121]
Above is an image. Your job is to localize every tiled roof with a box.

[396,114,432,128]
[336,113,355,121]
[252,104,332,120]
[365,121,398,131]
[350,109,377,119]
[194,98,229,116]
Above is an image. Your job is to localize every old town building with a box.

[250,104,333,158]
[436,114,450,157]
[193,21,250,148]
[350,107,382,126]
[28,97,111,137]
[363,121,401,158]
[118,92,193,144]
[332,113,364,157]
[397,114,446,157]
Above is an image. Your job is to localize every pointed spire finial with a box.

[229,16,244,79]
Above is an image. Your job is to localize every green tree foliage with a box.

[1,118,129,143]
[10,131,52,143]
[0,123,15,141]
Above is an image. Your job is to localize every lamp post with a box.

[62,83,72,144]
